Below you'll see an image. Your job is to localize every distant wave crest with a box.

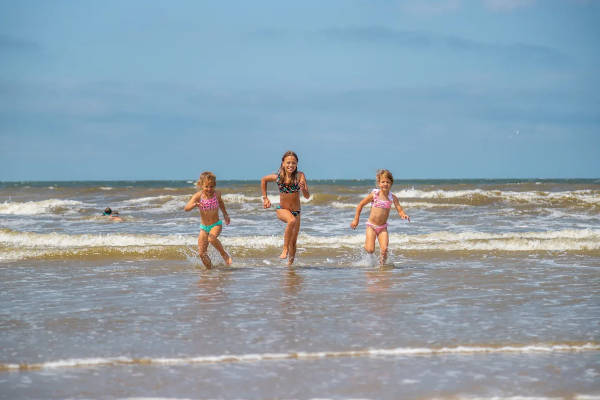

[0,199,85,215]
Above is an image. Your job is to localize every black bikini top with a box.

[277,174,300,193]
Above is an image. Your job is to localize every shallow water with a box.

[1,179,599,398]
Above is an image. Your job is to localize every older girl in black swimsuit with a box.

[260,150,310,266]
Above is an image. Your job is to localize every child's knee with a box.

[364,244,375,253]
[197,238,208,250]
[208,234,219,244]
[287,218,297,228]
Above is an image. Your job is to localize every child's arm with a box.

[217,191,230,225]
[350,194,373,229]
[260,174,277,209]
[299,172,310,199]
[184,192,201,212]
[392,194,410,222]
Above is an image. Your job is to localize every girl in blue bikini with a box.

[184,171,232,268]
[351,169,409,265]
[261,150,310,266]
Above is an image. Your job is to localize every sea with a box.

[0,179,599,399]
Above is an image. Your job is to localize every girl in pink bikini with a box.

[350,169,410,265]
[184,171,232,268]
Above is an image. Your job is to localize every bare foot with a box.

[379,250,388,266]
[224,255,233,265]
[279,249,288,259]
[287,255,295,266]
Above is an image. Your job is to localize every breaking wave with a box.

[1,228,598,262]
[396,188,600,208]
[0,199,86,215]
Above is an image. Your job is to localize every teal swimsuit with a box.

[200,220,223,233]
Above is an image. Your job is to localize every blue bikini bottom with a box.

[200,220,223,233]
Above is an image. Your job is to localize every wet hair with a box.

[196,171,216,188]
[278,150,299,185]
[376,169,394,185]
[103,207,112,215]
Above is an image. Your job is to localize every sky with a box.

[1,0,599,180]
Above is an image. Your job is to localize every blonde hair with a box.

[278,150,299,185]
[196,171,216,188]
[376,169,394,185]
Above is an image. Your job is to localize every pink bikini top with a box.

[372,189,393,209]
[197,194,218,211]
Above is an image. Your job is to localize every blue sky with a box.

[1,0,598,180]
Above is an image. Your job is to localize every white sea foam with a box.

[441,397,600,400]
[0,199,85,215]
[122,195,182,205]
[331,201,356,209]
[442,397,562,400]
[395,188,600,205]
[1,229,598,259]
[301,194,314,203]
[332,200,468,209]
[3,343,597,371]
[149,198,188,213]
[222,193,261,203]
[0,230,193,248]
[390,229,600,252]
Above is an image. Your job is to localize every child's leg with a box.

[364,226,377,254]
[276,209,298,259]
[377,229,389,265]
[197,230,212,268]
[287,215,301,266]
[208,225,232,265]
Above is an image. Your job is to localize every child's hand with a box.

[400,212,410,222]
[224,214,231,225]
[263,197,271,209]
[350,219,359,229]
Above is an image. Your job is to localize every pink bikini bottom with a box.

[366,222,388,235]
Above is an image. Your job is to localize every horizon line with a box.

[2,177,599,183]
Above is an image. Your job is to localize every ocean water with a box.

[0,179,599,399]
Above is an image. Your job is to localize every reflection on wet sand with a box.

[365,269,393,293]
[282,268,303,296]
[197,269,232,303]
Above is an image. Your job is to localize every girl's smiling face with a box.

[282,155,298,175]
[378,177,392,192]
[201,181,216,197]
